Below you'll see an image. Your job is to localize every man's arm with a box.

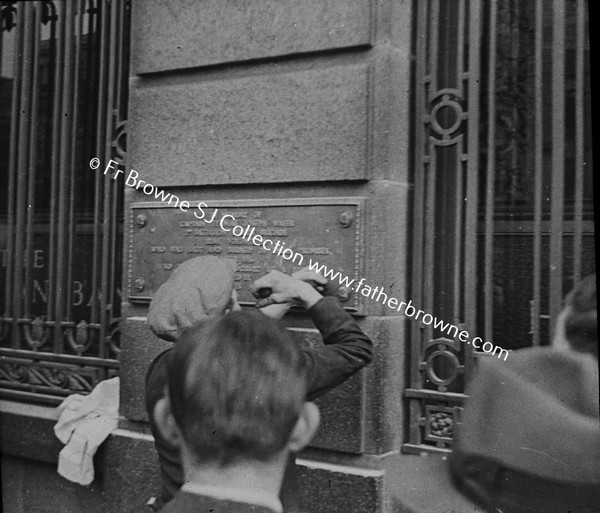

[252,271,373,400]
[303,296,373,400]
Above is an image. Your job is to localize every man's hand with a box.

[291,268,328,293]
[251,269,326,310]
[258,303,292,320]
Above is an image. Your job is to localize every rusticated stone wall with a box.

[119,1,413,512]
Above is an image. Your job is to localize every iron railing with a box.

[0,0,130,404]
[405,0,594,453]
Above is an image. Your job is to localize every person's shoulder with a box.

[472,345,597,387]
[454,346,600,491]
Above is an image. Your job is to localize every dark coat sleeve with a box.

[303,296,374,401]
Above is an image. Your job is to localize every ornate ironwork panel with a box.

[0,0,130,403]
[405,0,593,454]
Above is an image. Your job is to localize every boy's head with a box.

[159,309,319,468]
[147,256,240,342]
[554,274,597,358]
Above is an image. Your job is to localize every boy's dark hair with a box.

[167,310,308,466]
[564,274,597,358]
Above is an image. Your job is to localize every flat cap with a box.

[449,348,600,511]
[147,256,237,341]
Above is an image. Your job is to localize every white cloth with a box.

[53,377,120,485]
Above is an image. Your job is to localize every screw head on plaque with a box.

[339,211,353,227]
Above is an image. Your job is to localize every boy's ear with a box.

[288,402,320,453]
[153,395,182,447]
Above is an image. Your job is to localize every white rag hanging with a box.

[53,377,120,485]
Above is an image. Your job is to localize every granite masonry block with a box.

[293,326,367,453]
[297,460,384,513]
[120,317,172,422]
[102,430,162,513]
[1,456,103,513]
[0,404,161,513]
[358,181,410,317]
[0,401,63,464]
[131,0,372,74]
[312,372,365,454]
[129,63,371,186]
[360,316,407,454]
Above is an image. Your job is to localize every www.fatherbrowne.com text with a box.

[305,260,508,360]
[93,158,509,361]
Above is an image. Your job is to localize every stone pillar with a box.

[119,2,413,511]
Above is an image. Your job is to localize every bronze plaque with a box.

[128,198,366,312]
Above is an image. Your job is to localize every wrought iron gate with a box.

[405,0,594,453]
[0,0,130,403]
